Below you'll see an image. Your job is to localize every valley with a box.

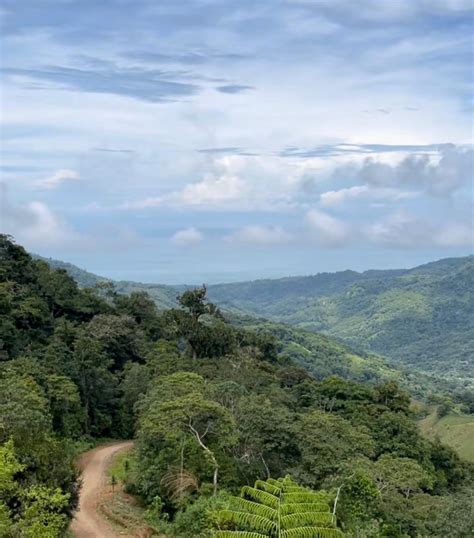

[1,236,471,537]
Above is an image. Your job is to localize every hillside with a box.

[35,254,179,310]
[208,256,474,379]
[3,235,473,538]
[419,409,474,463]
[35,254,473,380]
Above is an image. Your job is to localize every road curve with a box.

[70,440,134,538]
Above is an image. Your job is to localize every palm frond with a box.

[160,467,199,501]
[266,478,281,486]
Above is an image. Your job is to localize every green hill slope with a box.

[35,253,474,379]
[208,256,474,379]
[419,409,474,463]
[34,255,179,310]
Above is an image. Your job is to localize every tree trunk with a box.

[188,420,219,495]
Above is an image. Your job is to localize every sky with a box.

[0,0,473,284]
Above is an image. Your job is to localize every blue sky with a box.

[1,0,473,283]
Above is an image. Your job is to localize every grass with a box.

[101,447,163,536]
[107,448,132,483]
[99,492,155,537]
[419,409,474,462]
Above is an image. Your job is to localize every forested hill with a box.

[2,235,473,537]
[38,253,473,379]
[208,256,474,379]
[35,254,179,309]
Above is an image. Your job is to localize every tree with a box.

[214,476,344,537]
[17,485,70,537]
[234,395,298,482]
[0,439,72,537]
[71,335,116,435]
[0,439,23,536]
[297,410,375,485]
[114,291,161,337]
[44,374,84,437]
[0,374,51,450]
[373,381,410,413]
[139,391,236,496]
[172,287,224,359]
[119,362,150,436]
[137,373,236,500]
[370,454,433,499]
[87,314,145,369]
[178,286,220,323]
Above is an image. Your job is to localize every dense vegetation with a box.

[207,256,474,381]
[41,253,474,382]
[2,236,473,537]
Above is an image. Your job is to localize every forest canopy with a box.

[0,235,472,537]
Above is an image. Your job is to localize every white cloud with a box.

[225,225,292,245]
[320,185,369,206]
[320,185,418,207]
[120,197,163,210]
[367,210,473,248]
[35,169,80,190]
[172,175,246,207]
[434,222,473,247]
[366,211,428,247]
[119,154,298,212]
[356,145,473,196]
[120,175,246,211]
[305,209,349,245]
[171,227,204,247]
[0,183,81,248]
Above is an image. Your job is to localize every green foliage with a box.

[0,440,70,537]
[170,286,234,359]
[207,256,474,382]
[2,236,473,537]
[17,485,70,537]
[297,411,375,485]
[152,491,232,537]
[136,373,237,501]
[214,476,343,537]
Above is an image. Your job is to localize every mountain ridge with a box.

[35,253,474,380]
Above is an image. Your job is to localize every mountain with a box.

[34,254,179,310]
[208,256,474,379]
[35,253,474,380]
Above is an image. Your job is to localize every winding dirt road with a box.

[70,441,134,538]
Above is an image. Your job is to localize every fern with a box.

[281,492,327,504]
[241,486,279,509]
[281,528,343,538]
[255,480,282,496]
[214,531,268,538]
[280,504,331,516]
[231,498,277,521]
[214,477,345,537]
[219,510,276,534]
[281,512,335,529]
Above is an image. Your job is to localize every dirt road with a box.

[70,441,134,538]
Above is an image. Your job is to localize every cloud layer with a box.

[1,0,472,281]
